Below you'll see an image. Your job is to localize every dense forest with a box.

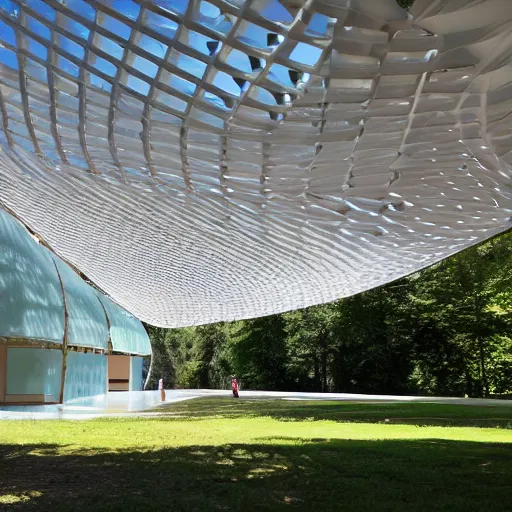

[145,231,512,398]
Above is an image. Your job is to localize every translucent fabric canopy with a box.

[0,0,511,327]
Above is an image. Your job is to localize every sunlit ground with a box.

[1,398,511,511]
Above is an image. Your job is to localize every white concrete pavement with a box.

[1,389,511,420]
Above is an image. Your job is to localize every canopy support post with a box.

[53,260,69,405]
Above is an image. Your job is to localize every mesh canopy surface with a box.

[0,0,511,327]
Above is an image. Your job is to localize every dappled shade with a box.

[1,437,511,510]
[2,399,511,509]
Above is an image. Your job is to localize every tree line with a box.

[145,231,512,399]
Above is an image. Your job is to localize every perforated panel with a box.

[0,0,511,327]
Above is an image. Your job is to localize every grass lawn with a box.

[0,398,511,511]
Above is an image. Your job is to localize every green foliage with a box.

[229,315,288,390]
[406,233,512,397]
[397,0,415,8]
[146,231,512,398]
[145,323,232,389]
[193,323,231,388]
[144,325,178,389]
[284,304,338,391]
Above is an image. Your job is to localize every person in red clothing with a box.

[231,376,239,398]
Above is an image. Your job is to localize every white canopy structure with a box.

[0,0,511,327]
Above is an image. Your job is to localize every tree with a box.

[284,304,338,392]
[194,323,231,388]
[229,315,288,390]
[144,324,178,389]
[408,232,512,397]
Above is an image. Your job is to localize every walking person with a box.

[231,376,239,398]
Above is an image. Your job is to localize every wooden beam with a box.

[53,259,69,405]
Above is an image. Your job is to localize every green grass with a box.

[1,398,511,511]
[158,397,512,427]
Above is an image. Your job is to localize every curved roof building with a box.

[0,0,511,327]
[0,208,151,404]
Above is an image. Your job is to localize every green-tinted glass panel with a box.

[64,351,107,402]
[6,347,62,400]
[129,356,144,390]
[96,293,152,355]
[52,255,109,349]
[0,210,64,342]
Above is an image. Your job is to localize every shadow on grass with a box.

[157,398,512,428]
[1,438,511,511]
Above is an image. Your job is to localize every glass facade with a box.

[0,209,64,343]
[6,348,62,402]
[64,351,107,403]
[129,356,144,392]
[52,255,109,350]
[0,208,151,404]
[97,293,152,356]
